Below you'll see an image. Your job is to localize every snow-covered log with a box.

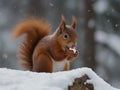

[0,68,119,90]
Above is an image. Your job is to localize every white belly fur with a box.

[52,59,68,72]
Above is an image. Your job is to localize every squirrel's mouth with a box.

[65,46,70,50]
[64,44,76,51]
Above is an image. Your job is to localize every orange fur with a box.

[13,18,51,70]
[13,16,78,72]
[64,62,70,71]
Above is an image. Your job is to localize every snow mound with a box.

[0,68,119,90]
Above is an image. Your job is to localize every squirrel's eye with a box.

[63,34,69,39]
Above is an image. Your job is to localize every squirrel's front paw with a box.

[66,48,79,56]
[66,49,79,61]
[67,55,75,61]
[66,49,74,55]
[74,50,79,57]
[68,47,79,56]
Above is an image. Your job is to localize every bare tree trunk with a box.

[84,0,96,70]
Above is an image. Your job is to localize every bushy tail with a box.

[13,18,51,70]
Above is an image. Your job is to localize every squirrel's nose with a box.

[72,45,75,48]
[68,41,77,48]
[72,42,77,47]
[71,43,76,48]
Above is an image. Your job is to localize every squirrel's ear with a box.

[71,16,77,29]
[59,15,66,33]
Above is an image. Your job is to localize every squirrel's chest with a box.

[52,59,68,72]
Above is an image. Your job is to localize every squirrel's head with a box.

[55,15,78,51]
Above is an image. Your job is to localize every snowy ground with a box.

[0,68,119,90]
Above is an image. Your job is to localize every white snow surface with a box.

[0,68,119,90]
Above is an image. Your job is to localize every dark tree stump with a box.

[68,75,94,90]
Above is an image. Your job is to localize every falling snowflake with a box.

[2,54,8,59]
[49,3,54,7]
[115,24,119,28]
[107,19,110,23]
[88,19,95,28]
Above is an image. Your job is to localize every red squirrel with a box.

[13,16,79,73]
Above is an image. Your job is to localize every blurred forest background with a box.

[0,0,120,88]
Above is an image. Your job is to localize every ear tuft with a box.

[59,15,66,33]
[71,16,77,29]
[61,15,66,25]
